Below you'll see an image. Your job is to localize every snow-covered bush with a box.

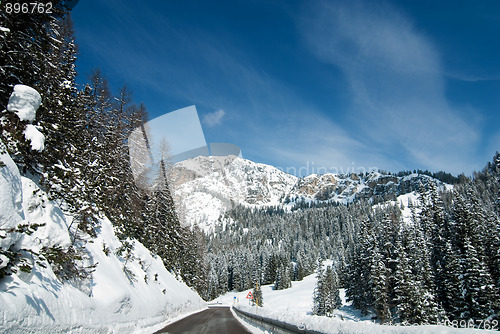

[7,84,41,122]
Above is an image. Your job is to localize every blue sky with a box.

[71,0,500,176]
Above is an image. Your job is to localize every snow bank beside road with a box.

[0,145,205,333]
[225,273,496,334]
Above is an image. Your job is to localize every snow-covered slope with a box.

[170,155,297,232]
[0,143,25,256]
[169,156,446,233]
[221,273,493,334]
[0,145,205,333]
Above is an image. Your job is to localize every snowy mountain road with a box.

[153,306,252,334]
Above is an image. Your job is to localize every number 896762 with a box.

[4,2,53,14]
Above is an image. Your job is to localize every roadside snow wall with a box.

[0,144,205,333]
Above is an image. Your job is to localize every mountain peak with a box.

[169,156,446,233]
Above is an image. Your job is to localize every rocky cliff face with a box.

[169,156,296,232]
[169,156,445,232]
[290,172,438,204]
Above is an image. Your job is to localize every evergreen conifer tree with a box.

[0,3,71,172]
[312,259,326,316]
[274,262,291,290]
[461,237,498,320]
[313,264,342,317]
[370,247,391,323]
[441,240,465,320]
[323,265,342,317]
[252,281,263,307]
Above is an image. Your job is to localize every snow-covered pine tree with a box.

[179,227,209,298]
[293,254,307,281]
[313,264,341,317]
[312,259,326,316]
[495,152,500,211]
[0,0,67,108]
[75,71,112,209]
[393,222,441,325]
[376,212,400,318]
[207,255,229,297]
[37,15,79,170]
[460,236,498,320]
[101,85,148,240]
[345,219,376,315]
[251,256,262,288]
[230,260,244,292]
[0,2,71,172]
[218,257,229,293]
[441,240,465,320]
[323,265,342,317]
[393,231,419,324]
[419,181,450,311]
[452,186,499,319]
[145,158,186,271]
[263,254,278,285]
[493,152,500,295]
[252,281,263,307]
[274,262,291,290]
[37,16,101,240]
[370,246,391,323]
[482,212,500,298]
[142,155,208,295]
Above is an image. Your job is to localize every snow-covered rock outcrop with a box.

[5,84,45,151]
[7,84,41,123]
[170,155,297,232]
[170,156,447,233]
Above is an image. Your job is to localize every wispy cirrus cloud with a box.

[443,70,500,82]
[75,0,449,173]
[203,109,226,127]
[300,0,481,174]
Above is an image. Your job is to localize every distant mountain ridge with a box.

[169,155,448,232]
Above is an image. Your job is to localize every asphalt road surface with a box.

[154,306,252,334]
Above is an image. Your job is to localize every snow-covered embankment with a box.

[0,85,205,333]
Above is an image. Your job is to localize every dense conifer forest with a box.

[205,158,500,323]
[0,2,206,294]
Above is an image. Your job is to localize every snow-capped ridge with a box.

[170,155,297,232]
[171,156,450,233]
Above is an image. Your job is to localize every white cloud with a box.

[203,109,226,127]
[443,70,500,82]
[300,0,482,174]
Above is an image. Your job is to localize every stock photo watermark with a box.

[275,161,379,177]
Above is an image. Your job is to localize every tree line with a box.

[345,157,500,324]
[205,155,500,323]
[0,4,206,293]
